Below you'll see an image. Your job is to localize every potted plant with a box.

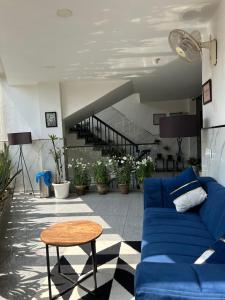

[0,144,21,212]
[71,158,89,196]
[136,156,154,190]
[187,157,201,175]
[49,134,70,199]
[93,160,110,194]
[112,155,134,194]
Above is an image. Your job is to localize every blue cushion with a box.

[141,208,214,264]
[200,181,225,239]
[162,167,199,208]
[144,178,163,209]
[135,262,225,300]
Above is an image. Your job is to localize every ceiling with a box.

[0,0,219,99]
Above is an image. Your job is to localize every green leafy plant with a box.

[187,157,201,172]
[188,157,200,166]
[70,158,89,186]
[93,160,109,185]
[136,156,154,184]
[112,155,135,185]
[49,134,64,184]
[0,144,21,199]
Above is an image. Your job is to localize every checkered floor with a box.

[33,241,141,300]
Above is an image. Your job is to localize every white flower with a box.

[123,156,127,160]
[121,160,124,164]
[68,163,72,168]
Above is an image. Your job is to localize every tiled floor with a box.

[0,192,143,300]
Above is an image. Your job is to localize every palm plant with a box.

[49,134,63,183]
[0,144,21,199]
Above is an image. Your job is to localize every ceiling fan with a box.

[169,29,217,66]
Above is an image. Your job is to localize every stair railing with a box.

[74,115,139,156]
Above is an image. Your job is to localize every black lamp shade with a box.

[160,115,198,138]
[8,132,32,145]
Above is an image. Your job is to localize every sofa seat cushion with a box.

[135,262,225,300]
[142,208,214,263]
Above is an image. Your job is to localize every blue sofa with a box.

[135,176,225,300]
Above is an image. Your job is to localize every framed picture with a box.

[153,113,166,125]
[45,112,58,128]
[202,79,212,105]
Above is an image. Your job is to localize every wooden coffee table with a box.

[40,220,103,300]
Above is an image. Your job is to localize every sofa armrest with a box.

[144,178,163,209]
[135,261,225,300]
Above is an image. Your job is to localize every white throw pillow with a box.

[173,187,207,213]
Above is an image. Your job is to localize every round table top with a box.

[40,220,103,247]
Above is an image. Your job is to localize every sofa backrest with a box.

[200,178,225,239]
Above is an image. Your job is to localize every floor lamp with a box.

[159,115,199,169]
[8,132,35,195]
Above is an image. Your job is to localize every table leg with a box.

[46,244,52,300]
[91,240,97,290]
[56,246,61,273]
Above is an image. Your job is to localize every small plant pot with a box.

[96,184,109,195]
[139,183,144,192]
[52,181,70,199]
[75,185,87,196]
[118,184,129,194]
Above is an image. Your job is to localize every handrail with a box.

[93,115,137,147]
[65,143,155,149]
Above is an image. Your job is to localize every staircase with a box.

[68,115,139,159]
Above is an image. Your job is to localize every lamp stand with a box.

[13,145,35,196]
[176,137,185,171]
[177,137,183,161]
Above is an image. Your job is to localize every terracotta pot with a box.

[75,185,87,196]
[118,184,129,194]
[96,184,109,195]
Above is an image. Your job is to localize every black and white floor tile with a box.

[33,241,141,300]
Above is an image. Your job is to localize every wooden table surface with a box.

[40,220,103,247]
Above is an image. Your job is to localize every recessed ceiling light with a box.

[56,8,73,18]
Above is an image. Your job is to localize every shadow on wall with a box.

[132,58,202,102]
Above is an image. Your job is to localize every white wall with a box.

[0,81,63,191]
[38,82,63,139]
[202,0,225,128]
[113,94,193,136]
[201,0,225,184]
[61,79,129,119]
[0,82,40,140]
